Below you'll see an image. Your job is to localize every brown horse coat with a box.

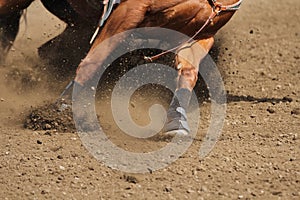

[75,0,239,91]
[0,0,240,91]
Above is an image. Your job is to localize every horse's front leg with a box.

[0,0,33,64]
[163,37,214,135]
[74,0,150,85]
[58,1,150,104]
[0,11,22,64]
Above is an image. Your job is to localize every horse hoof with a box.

[163,106,190,136]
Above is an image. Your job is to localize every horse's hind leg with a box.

[0,0,33,63]
[163,37,214,135]
[0,11,22,64]
[40,0,80,26]
[38,0,95,75]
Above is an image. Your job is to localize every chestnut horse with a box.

[0,0,242,135]
[73,0,243,135]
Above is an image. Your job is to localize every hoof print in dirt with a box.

[24,100,75,132]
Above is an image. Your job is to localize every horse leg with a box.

[0,0,32,15]
[38,0,95,74]
[0,11,22,64]
[40,0,81,26]
[163,37,214,135]
[0,0,33,64]
[74,1,150,84]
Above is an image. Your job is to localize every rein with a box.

[144,0,243,61]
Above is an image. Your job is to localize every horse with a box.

[72,0,243,135]
[0,0,243,135]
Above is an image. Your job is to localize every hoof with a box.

[163,107,190,136]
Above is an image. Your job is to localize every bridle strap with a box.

[144,0,243,61]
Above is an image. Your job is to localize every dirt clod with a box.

[291,108,300,115]
[267,108,275,114]
[36,140,42,144]
[24,100,75,132]
[123,175,138,184]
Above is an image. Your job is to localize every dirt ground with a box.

[0,0,299,199]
